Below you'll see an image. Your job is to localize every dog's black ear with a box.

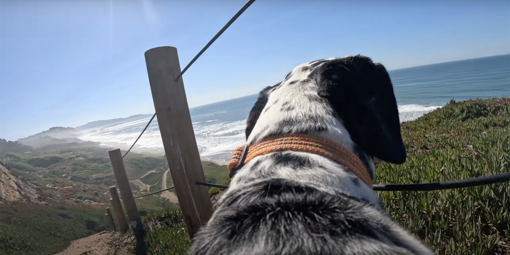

[316,56,406,164]
[245,84,279,139]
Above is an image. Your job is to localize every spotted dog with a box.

[188,55,434,255]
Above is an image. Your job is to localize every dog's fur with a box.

[188,55,434,255]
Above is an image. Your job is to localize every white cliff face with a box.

[0,163,41,203]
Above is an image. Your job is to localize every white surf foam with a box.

[78,104,442,159]
[398,104,443,122]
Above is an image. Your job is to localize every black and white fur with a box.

[188,55,434,255]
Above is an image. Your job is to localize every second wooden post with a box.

[109,149,146,254]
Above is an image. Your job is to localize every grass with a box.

[136,195,176,212]
[123,156,167,180]
[1,98,506,254]
[0,203,108,255]
[140,98,509,255]
[201,161,229,184]
[0,146,170,191]
[0,139,32,154]
[141,209,190,255]
[376,98,510,254]
[140,171,164,186]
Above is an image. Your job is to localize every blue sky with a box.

[0,0,509,141]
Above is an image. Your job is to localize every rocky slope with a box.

[0,162,41,203]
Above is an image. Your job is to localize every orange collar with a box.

[227,134,373,189]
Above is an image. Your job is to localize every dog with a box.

[188,55,434,255]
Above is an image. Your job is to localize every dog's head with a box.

[245,55,406,164]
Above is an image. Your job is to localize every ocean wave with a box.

[398,104,443,122]
[78,103,442,159]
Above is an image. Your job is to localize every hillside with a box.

[141,98,510,255]
[377,98,510,254]
[0,139,32,154]
[0,202,109,255]
[0,131,230,254]
[15,127,101,151]
[76,114,152,131]
[0,163,41,203]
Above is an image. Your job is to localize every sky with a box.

[0,0,509,141]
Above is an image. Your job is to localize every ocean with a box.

[77,54,510,163]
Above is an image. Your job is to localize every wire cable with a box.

[133,186,175,198]
[174,0,256,82]
[122,113,156,158]
[123,0,256,158]
[194,172,510,192]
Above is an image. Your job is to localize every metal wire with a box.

[122,113,156,158]
[121,0,509,195]
[133,186,175,198]
[195,172,510,192]
[195,181,231,189]
[122,0,256,159]
[174,0,256,82]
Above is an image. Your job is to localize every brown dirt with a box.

[160,170,178,203]
[131,179,150,193]
[0,164,41,203]
[55,230,134,255]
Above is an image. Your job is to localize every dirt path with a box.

[137,169,157,179]
[160,169,178,204]
[55,231,133,255]
[131,179,150,193]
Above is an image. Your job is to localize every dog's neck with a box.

[230,63,381,207]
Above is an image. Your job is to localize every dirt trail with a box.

[137,169,157,179]
[130,170,160,193]
[55,231,133,255]
[160,169,178,203]
[131,179,150,193]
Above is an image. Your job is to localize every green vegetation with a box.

[141,171,164,186]
[377,98,509,254]
[142,209,190,255]
[0,139,32,154]
[5,161,42,173]
[26,155,63,168]
[137,160,230,254]
[0,203,108,255]
[136,195,177,212]
[0,147,169,188]
[0,145,175,255]
[201,161,229,185]
[2,98,507,254]
[123,156,167,179]
[209,178,230,197]
[141,98,509,255]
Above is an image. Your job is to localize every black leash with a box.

[196,172,510,191]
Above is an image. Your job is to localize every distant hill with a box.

[0,139,33,154]
[18,127,78,145]
[16,127,100,149]
[76,114,153,131]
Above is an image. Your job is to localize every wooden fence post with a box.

[108,149,146,254]
[144,46,213,238]
[109,186,129,233]
[105,207,116,231]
